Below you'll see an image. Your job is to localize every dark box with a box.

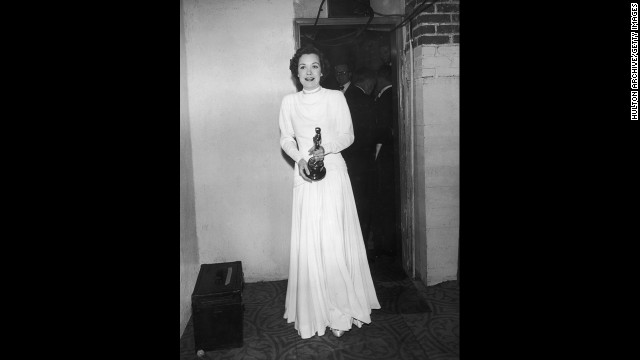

[191,261,244,353]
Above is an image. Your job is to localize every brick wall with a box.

[405,0,460,49]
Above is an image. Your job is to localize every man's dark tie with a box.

[339,85,344,91]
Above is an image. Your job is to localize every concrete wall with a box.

[180,0,200,337]
[401,0,459,286]
[294,0,328,18]
[183,0,297,283]
[419,45,459,285]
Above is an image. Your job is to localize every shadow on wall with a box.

[281,149,295,169]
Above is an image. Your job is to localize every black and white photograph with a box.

[180,0,459,358]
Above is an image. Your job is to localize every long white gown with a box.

[278,86,381,339]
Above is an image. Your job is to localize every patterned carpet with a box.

[180,258,459,359]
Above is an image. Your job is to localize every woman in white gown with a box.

[279,46,380,339]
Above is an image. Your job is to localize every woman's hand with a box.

[308,145,325,162]
[298,159,312,182]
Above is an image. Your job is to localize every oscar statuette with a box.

[306,127,326,181]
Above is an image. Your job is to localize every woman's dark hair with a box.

[289,45,330,82]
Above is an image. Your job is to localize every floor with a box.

[180,257,459,359]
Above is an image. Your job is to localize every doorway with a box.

[294,17,406,267]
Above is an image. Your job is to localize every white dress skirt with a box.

[279,87,381,339]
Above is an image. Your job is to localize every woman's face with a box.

[298,53,322,91]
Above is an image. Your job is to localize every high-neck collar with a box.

[302,86,322,94]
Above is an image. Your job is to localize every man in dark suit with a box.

[334,63,353,94]
[371,64,397,259]
[340,67,378,253]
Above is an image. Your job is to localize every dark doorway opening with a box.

[299,26,392,90]
[296,20,403,264]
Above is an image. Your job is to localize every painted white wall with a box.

[294,0,328,18]
[183,0,297,283]
[398,42,460,286]
[417,44,460,285]
[180,0,200,337]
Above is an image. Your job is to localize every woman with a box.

[278,46,380,339]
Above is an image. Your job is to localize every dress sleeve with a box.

[278,96,304,163]
[323,92,354,154]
